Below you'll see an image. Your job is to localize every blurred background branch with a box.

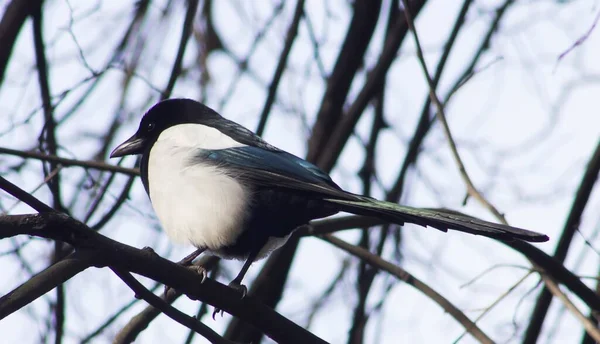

[1,0,599,343]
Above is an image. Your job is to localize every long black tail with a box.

[326,197,548,242]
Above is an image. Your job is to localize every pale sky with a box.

[1,1,600,343]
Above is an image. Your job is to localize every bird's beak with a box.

[110,134,145,158]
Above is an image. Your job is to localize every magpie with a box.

[110,98,548,294]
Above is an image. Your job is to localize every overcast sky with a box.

[1,1,600,343]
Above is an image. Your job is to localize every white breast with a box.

[147,124,251,251]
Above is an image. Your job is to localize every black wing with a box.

[198,146,354,198]
[197,146,548,243]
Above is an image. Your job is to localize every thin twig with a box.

[389,0,513,203]
[0,147,139,176]
[79,284,161,343]
[506,240,600,311]
[349,85,389,343]
[556,8,600,65]
[321,234,494,344]
[454,271,534,343]
[400,0,507,224]
[542,276,600,343]
[217,3,285,110]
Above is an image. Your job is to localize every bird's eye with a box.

[146,122,155,132]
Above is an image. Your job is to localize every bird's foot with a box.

[163,264,208,295]
[189,265,208,283]
[228,281,247,299]
[163,249,207,295]
[212,307,224,319]
[212,281,247,319]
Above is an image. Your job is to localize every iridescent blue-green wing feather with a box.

[198,146,548,243]
[325,197,548,242]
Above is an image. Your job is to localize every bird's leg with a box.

[212,246,261,319]
[178,247,207,266]
[227,248,261,298]
[164,247,207,295]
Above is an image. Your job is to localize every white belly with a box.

[147,143,250,251]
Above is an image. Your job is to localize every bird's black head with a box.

[110,98,221,158]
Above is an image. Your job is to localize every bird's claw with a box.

[212,307,224,320]
[189,265,208,284]
[211,281,247,319]
[228,281,247,299]
[163,265,208,295]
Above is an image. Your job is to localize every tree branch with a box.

[0,213,327,344]
[114,256,219,343]
[0,175,54,213]
[255,0,305,136]
[111,267,235,344]
[400,0,506,224]
[0,250,94,319]
[161,0,199,100]
[542,276,600,343]
[322,234,494,344]
[306,0,383,162]
[524,138,600,343]
[0,147,139,176]
[0,0,43,85]
[316,0,427,172]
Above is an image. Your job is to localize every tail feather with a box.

[326,198,548,242]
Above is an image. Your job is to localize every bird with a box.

[110,98,548,296]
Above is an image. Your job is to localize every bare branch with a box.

[321,234,494,344]
[161,0,199,100]
[542,276,600,343]
[0,175,54,213]
[525,138,600,342]
[0,147,139,176]
[401,0,507,224]
[556,9,600,65]
[255,0,305,136]
[111,267,235,344]
[0,251,94,320]
[0,0,43,85]
[0,213,328,344]
[114,256,219,343]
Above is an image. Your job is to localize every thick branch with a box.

[0,0,43,85]
[111,268,234,344]
[0,213,327,344]
[317,0,427,172]
[0,250,94,319]
[255,0,305,136]
[306,0,382,162]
